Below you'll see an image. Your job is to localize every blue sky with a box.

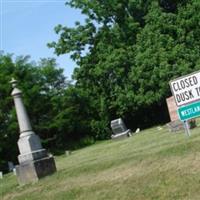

[0,0,85,79]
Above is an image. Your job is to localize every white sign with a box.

[170,71,200,107]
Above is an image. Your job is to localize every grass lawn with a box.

[1,122,200,200]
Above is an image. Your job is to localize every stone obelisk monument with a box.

[11,78,56,184]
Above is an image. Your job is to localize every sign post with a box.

[183,121,190,137]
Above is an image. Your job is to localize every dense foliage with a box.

[49,0,200,130]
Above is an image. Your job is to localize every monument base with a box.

[16,155,56,185]
[166,120,184,132]
[111,129,132,140]
[166,119,196,132]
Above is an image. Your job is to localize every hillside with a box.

[1,123,200,200]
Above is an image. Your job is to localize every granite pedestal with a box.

[16,156,56,184]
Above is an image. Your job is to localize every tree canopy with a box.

[49,0,200,131]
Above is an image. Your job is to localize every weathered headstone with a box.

[157,126,163,131]
[0,171,3,179]
[65,150,71,156]
[111,118,131,139]
[135,128,140,133]
[13,168,17,175]
[10,78,56,185]
[8,161,14,172]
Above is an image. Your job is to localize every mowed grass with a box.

[1,123,200,200]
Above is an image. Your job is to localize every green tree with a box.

[0,53,68,171]
[49,0,200,138]
[0,53,18,172]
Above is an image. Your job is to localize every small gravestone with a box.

[135,128,140,133]
[0,172,3,179]
[13,168,16,175]
[65,150,71,156]
[8,161,14,172]
[111,118,131,139]
[157,126,163,131]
